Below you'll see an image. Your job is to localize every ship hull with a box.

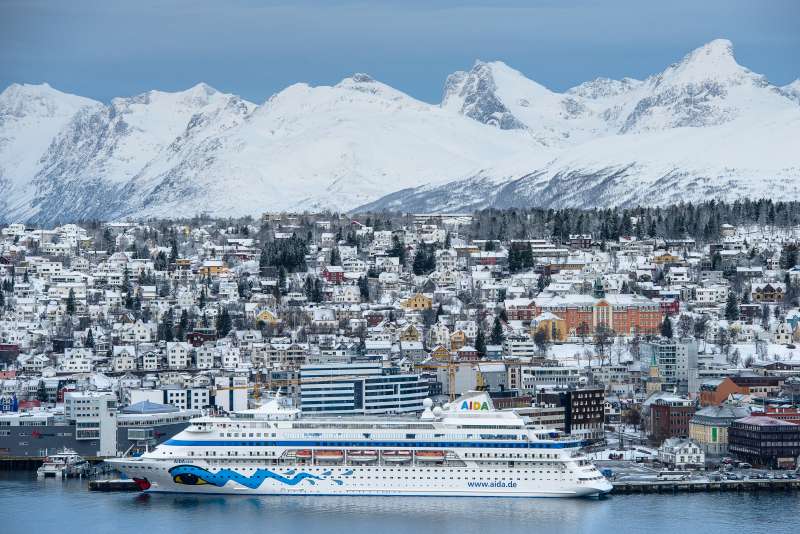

[109,459,612,498]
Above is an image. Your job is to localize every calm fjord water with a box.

[2,472,796,534]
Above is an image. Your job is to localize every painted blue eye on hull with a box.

[168,465,352,489]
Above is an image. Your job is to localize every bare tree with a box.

[677,315,694,338]
[593,324,613,367]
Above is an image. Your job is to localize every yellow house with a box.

[430,345,451,361]
[450,330,467,351]
[653,252,681,265]
[531,312,568,342]
[402,293,432,311]
[256,309,281,325]
[198,259,228,277]
[399,324,421,342]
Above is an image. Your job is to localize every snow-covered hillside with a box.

[1,39,798,222]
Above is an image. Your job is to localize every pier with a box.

[611,479,800,494]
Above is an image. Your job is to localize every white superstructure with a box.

[107,392,611,497]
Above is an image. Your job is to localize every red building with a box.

[505,298,536,321]
[322,266,345,284]
[659,298,680,316]
[648,397,696,444]
[535,293,663,337]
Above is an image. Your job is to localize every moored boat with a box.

[382,450,412,463]
[37,448,90,479]
[107,393,613,497]
[348,450,378,462]
[415,450,446,462]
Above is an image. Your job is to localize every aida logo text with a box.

[460,400,490,411]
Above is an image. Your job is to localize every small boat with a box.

[382,450,412,463]
[37,448,90,479]
[347,450,378,462]
[315,450,344,461]
[295,449,312,460]
[415,451,446,462]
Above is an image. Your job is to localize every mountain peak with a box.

[187,82,218,96]
[0,82,99,118]
[781,79,800,104]
[694,38,735,59]
[654,38,757,88]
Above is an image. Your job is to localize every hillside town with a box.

[3,203,800,473]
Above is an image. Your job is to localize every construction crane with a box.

[448,355,457,402]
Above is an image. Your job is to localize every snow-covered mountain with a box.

[1,39,798,222]
[361,39,800,213]
[782,80,800,104]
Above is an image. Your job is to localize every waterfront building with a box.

[728,416,800,468]
[689,403,752,456]
[657,438,705,468]
[644,393,696,444]
[63,391,118,457]
[299,362,429,415]
[537,388,605,443]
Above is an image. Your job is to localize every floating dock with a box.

[88,479,141,492]
[612,479,800,494]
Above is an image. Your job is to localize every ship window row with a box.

[168,439,571,449]
[291,423,437,430]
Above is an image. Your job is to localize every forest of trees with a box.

[458,199,800,243]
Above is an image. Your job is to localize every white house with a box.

[166,341,191,369]
[657,438,705,468]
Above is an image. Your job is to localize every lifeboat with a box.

[315,450,344,461]
[415,451,446,462]
[348,450,378,462]
[295,449,312,460]
[382,450,412,463]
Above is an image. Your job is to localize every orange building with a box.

[699,376,785,406]
[534,293,662,337]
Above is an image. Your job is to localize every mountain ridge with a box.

[1,39,798,222]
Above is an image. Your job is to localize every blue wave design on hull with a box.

[169,465,352,489]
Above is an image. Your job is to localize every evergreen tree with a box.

[160,309,175,342]
[725,291,740,321]
[660,315,673,339]
[305,275,314,301]
[259,235,308,273]
[216,307,233,337]
[389,235,407,265]
[358,276,369,300]
[85,328,94,349]
[177,310,189,341]
[65,288,76,315]
[0,288,5,310]
[278,266,287,293]
[779,243,799,269]
[312,278,323,303]
[475,329,487,356]
[169,240,179,265]
[121,264,133,303]
[489,317,505,345]
[36,380,48,402]
[537,274,550,293]
[329,247,341,266]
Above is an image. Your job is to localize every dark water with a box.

[2,472,797,534]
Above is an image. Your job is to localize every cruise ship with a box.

[107,392,612,497]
